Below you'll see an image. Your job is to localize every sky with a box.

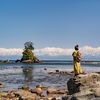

[0,0,100,60]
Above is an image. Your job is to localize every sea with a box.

[0,60,100,91]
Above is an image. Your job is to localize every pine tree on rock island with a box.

[21,41,39,63]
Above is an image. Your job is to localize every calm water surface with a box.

[0,61,100,91]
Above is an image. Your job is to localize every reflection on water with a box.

[0,63,100,91]
[22,66,33,83]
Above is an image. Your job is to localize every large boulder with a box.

[64,73,100,100]
[67,73,100,95]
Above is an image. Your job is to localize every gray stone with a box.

[67,73,100,95]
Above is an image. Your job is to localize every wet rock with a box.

[67,73,100,95]
[15,59,21,63]
[48,70,73,76]
[0,81,2,85]
[31,85,43,96]
[47,87,67,95]
[62,92,96,100]
[0,60,10,64]
[20,86,29,90]
[0,82,4,88]
[14,89,37,100]
[44,68,47,71]
[67,78,81,94]
[74,90,95,100]
[66,72,100,100]
[56,70,59,73]
[62,96,68,100]
[35,87,43,95]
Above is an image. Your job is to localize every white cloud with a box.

[0,48,23,56]
[0,46,100,57]
[34,47,73,56]
[80,46,100,56]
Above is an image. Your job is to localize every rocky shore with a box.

[66,72,100,100]
[0,84,67,100]
[0,71,100,100]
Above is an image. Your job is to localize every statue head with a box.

[74,45,79,50]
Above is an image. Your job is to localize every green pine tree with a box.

[21,41,39,63]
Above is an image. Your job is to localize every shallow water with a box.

[0,61,100,91]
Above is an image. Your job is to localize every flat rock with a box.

[14,89,37,100]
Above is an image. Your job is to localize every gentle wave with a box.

[0,66,100,75]
[0,68,22,74]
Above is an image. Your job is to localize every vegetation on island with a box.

[21,41,39,63]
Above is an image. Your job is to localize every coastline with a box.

[0,71,100,99]
[0,60,100,65]
[0,61,100,99]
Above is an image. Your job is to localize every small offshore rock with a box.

[44,68,47,71]
[20,86,29,90]
[55,70,59,73]
[0,81,2,85]
[0,82,4,88]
